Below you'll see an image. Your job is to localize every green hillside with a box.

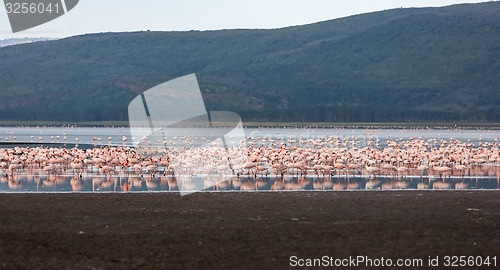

[0,2,499,123]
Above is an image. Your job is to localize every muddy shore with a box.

[0,191,499,269]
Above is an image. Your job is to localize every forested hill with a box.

[0,2,499,123]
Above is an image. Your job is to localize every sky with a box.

[0,0,492,40]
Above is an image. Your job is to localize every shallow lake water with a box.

[0,126,498,147]
[1,172,499,193]
[0,126,498,193]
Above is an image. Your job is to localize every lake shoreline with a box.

[1,191,499,269]
[1,121,500,129]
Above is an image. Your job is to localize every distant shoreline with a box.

[0,121,499,129]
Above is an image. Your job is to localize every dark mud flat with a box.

[0,191,499,269]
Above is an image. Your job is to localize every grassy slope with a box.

[0,2,498,122]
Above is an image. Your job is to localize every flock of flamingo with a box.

[0,132,499,191]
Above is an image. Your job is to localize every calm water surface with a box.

[0,126,498,147]
[0,126,498,193]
